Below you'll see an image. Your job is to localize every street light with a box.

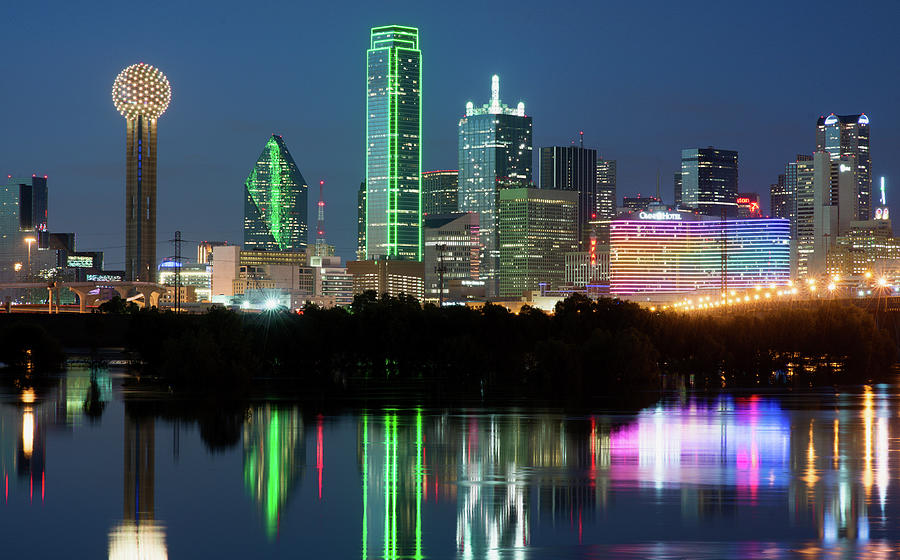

[24,236,36,277]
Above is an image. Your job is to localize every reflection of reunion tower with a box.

[112,63,172,281]
[108,414,167,559]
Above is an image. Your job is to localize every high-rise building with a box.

[673,172,683,208]
[736,193,761,218]
[770,174,789,220]
[609,216,790,295]
[365,25,422,260]
[357,181,366,261]
[347,259,424,300]
[622,195,660,212]
[539,146,597,249]
[243,135,308,253]
[680,147,738,217]
[423,213,481,304]
[498,188,578,297]
[458,75,532,297]
[421,170,458,216]
[596,159,617,220]
[1,175,51,281]
[112,63,171,281]
[794,151,859,277]
[816,113,871,219]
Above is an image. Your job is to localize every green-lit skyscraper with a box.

[365,25,422,260]
[243,135,308,252]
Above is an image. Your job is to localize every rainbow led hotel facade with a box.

[610,214,790,296]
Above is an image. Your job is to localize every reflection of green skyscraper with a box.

[360,411,424,560]
[365,25,422,260]
[242,406,305,539]
[244,135,309,252]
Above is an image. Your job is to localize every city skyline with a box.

[3,1,899,266]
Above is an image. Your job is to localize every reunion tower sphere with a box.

[112,62,171,120]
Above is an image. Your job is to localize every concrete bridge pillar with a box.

[68,287,102,313]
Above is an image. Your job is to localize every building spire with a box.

[317,180,326,243]
[490,75,500,114]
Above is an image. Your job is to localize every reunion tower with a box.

[112,63,171,281]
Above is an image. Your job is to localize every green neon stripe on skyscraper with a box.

[268,137,283,248]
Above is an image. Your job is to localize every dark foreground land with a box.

[0,293,897,408]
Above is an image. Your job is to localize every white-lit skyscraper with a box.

[458,75,532,296]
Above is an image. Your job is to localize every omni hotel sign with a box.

[638,210,682,220]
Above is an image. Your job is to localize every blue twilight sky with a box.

[2,0,899,266]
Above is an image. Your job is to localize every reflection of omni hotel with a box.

[242,406,305,539]
[609,214,790,296]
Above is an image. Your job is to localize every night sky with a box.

[3,0,899,266]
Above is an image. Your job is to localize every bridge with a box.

[0,281,167,313]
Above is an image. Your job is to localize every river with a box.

[1,364,897,558]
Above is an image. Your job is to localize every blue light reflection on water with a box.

[1,370,899,559]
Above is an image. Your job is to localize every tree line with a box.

[115,292,897,404]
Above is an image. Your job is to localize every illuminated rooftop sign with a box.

[639,211,682,220]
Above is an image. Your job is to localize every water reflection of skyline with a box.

[2,372,900,557]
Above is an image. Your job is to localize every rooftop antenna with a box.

[579,131,584,148]
[316,180,326,245]
[656,169,661,201]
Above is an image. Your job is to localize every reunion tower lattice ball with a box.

[111,62,171,120]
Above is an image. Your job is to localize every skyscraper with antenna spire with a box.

[458,75,532,296]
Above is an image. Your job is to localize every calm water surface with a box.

[2,365,899,559]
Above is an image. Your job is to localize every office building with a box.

[243,135,308,253]
[112,63,171,281]
[423,212,482,303]
[736,193,761,218]
[680,147,738,216]
[622,195,660,212]
[458,75,532,296]
[357,181,366,261]
[770,174,790,222]
[158,261,213,302]
[826,218,899,279]
[539,146,596,248]
[596,159,617,220]
[310,256,354,307]
[498,188,578,297]
[816,113,871,219]
[564,250,609,289]
[673,172,683,207]
[365,25,422,260]
[795,151,860,278]
[422,170,458,216]
[609,216,791,296]
[197,241,228,265]
[1,175,56,282]
[347,259,424,300]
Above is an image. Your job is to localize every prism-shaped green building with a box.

[244,135,308,252]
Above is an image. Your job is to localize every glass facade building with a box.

[680,147,739,217]
[596,159,617,220]
[609,217,791,295]
[365,25,422,260]
[458,75,532,296]
[498,188,578,297]
[421,170,458,216]
[243,135,308,253]
[816,113,871,220]
[539,146,596,249]
[1,176,50,282]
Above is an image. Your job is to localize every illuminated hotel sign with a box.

[67,255,94,268]
[638,211,682,220]
[736,197,751,204]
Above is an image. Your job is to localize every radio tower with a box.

[315,180,326,255]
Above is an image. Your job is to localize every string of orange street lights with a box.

[658,272,895,313]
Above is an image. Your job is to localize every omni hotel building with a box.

[609,211,790,296]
